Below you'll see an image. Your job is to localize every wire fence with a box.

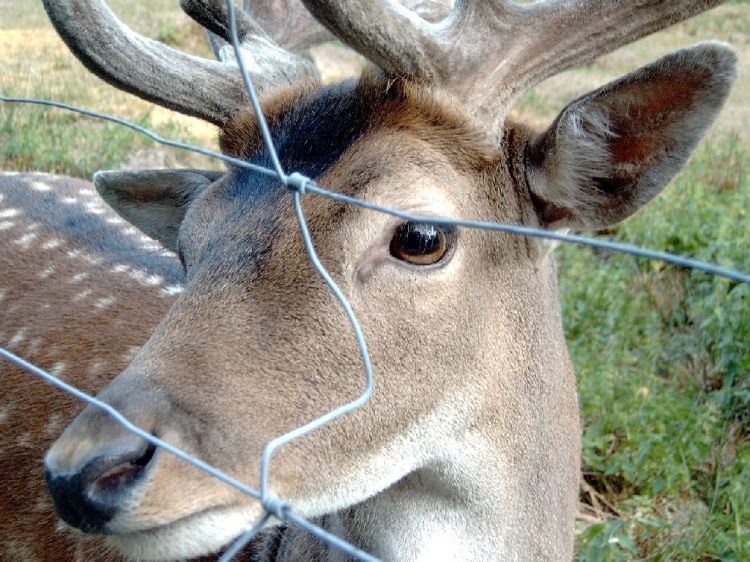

[1,1,749,560]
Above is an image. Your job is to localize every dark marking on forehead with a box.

[189,80,373,277]
[187,74,496,278]
[226,79,369,201]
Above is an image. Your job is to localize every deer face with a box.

[45,79,562,559]
[38,1,736,560]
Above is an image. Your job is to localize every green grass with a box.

[1,3,747,558]
[0,88,192,178]
[565,137,749,561]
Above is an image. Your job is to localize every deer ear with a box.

[94,169,223,251]
[526,42,736,230]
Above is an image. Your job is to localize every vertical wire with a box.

[225,0,286,182]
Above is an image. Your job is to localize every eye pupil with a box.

[390,222,454,266]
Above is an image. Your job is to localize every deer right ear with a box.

[93,169,223,252]
[526,42,736,231]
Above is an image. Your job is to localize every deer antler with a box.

[42,0,326,127]
[185,0,451,61]
[301,0,726,134]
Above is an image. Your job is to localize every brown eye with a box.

[389,222,455,266]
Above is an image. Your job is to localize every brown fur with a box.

[1,41,736,562]
[0,173,177,561]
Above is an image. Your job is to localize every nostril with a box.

[90,441,156,496]
[46,439,156,533]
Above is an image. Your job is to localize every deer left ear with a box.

[526,42,736,231]
[94,169,224,251]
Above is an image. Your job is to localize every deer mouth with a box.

[107,504,262,561]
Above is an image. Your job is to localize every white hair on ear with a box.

[528,101,614,215]
[527,42,737,231]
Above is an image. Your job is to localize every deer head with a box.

[40,1,736,560]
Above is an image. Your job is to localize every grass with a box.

[0,0,219,176]
[1,1,748,560]
[512,1,750,142]
[566,136,749,560]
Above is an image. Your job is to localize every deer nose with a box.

[45,438,156,533]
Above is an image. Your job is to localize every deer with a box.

[0,0,738,560]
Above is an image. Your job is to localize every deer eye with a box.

[389,222,456,266]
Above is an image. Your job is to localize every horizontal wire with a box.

[0,347,260,500]
[0,346,382,560]
[302,182,750,285]
[1,95,746,285]
[2,9,747,557]
[0,95,276,179]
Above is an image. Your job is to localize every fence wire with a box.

[1,1,749,560]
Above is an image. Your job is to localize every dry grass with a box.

[512,2,750,145]
[1,2,747,175]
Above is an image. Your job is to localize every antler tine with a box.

[241,0,335,55]
[299,0,443,80]
[457,0,729,111]
[181,0,323,84]
[43,0,321,127]
[300,0,727,137]
[181,0,264,46]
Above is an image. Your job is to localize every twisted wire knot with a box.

[285,172,311,195]
[262,495,291,519]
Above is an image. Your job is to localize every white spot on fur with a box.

[73,289,93,301]
[162,285,184,296]
[122,346,140,363]
[121,227,138,236]
[112,264,129,273]
[0,288,5,300]
[79,188,96,197]
[70,272,89,284]
[127,269,163,287]
[95,296,116,310]
[42,239,63,250]
[62,197,78,204]
[84,201,105,215]
[31,181,52,192]
[89,361,107,376]
[0,221,14,230]
[0,406,9,424]
[15,232,38,248]
[50,362,66,377]
[44,412,64,437]
[34,495,53,512]
[26,223,40,231]
[38,265,56,279]
[9,328,26,347]
[0,208,21,218]
[107,216,124,225]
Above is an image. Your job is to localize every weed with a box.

[567,137,750,560]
